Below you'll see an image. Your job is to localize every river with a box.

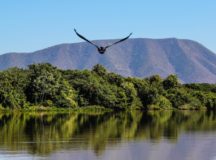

[0,111,215,160]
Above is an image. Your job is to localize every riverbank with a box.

[0,105,113,115]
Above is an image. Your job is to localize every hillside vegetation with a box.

[0,63,215,110]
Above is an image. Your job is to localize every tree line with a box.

[0,63,215,110]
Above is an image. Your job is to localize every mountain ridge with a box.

[1,38,216,83]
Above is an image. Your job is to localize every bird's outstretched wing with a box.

[74,29,99,48]
[105,33,132,49]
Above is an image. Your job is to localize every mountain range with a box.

[1,38,216,83]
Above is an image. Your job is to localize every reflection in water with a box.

[0,111,216,159]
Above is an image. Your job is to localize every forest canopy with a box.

[0,63,215,110]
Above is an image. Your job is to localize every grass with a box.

[0,105,113,115]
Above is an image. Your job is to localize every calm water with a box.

[0,111,216,160]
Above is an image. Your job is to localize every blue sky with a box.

[0,0,216,54]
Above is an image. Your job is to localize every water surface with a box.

[0,111,216,160]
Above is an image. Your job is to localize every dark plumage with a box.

[74,29,132,54]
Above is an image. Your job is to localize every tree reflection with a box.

[0,111,216,155]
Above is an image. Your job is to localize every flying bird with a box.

[74,29,132,54]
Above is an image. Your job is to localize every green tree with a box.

[0,68,28,108]
[26,63,77,108]
[92,64,107,76]
[163,74,179,90]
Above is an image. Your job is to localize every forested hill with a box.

[1,38,216,83]
[0,63,215,110]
